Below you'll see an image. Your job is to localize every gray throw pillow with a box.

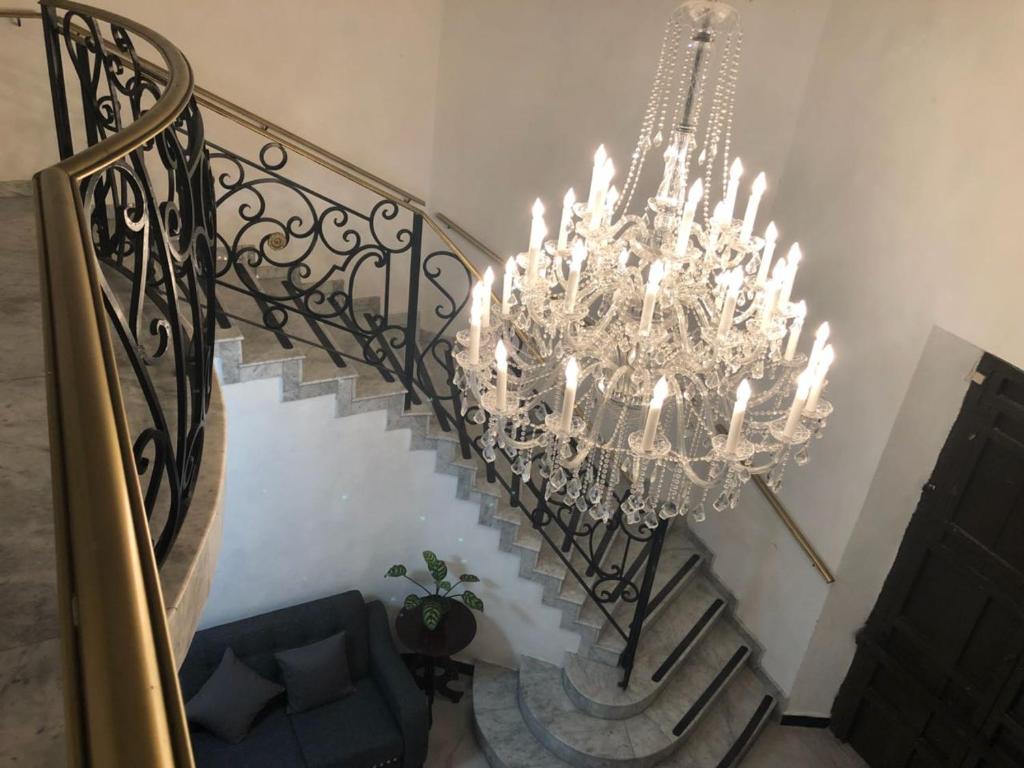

[274,631,355,713]
[185,647,284,743]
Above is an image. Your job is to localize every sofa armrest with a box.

[367,601,428,768]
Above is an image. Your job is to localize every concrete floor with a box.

[425,673,868,768]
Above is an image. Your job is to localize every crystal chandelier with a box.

[453,1,835,527]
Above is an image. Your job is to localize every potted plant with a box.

[386,551,484,630]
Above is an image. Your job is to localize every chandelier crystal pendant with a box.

[453,0,835,528]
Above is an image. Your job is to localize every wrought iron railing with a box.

[203,134,669,686]
[28,0,204,763]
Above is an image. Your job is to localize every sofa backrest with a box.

[178,590,370,701]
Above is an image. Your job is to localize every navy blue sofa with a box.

[179,591,428,768]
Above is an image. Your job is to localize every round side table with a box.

[395,600,477,725]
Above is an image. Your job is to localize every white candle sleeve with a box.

[557,188,575,251]
[783,371,811,438]
[640,377,669,451]
[560,357,579,432]
[756,222,778,286]
[784,302,807,360]
[739,172,766,243]
[724,379,751,454]
[468,308,481,365]
[502,257,515,315]
[804,345,834,413]
[494,340,508,410]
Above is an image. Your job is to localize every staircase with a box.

[211,281,780,768]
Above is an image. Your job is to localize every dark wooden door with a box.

[833,354,1024,768]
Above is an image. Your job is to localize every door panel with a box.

[833,354,1024,768]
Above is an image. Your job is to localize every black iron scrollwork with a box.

[43,8,217,564]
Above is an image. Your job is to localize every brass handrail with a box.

[435,211,836,585]
[32,1,196,765]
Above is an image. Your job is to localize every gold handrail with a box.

[435,211,836,585]
[31,1,196,765]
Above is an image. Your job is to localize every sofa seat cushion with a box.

[290,678,404,768]
[190,706,304,767]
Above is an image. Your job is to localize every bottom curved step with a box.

[473,662,572,768]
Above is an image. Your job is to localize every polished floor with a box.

[425,675,868,768]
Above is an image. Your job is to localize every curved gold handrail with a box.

[30,1,196,765]
[434,211,836,585]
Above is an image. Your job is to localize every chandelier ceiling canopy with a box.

[453,0,835,527]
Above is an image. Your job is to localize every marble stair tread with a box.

[660,666,776,768]
[518,655,676,768]
[473,662,573,768]
[591,527,703,656]
[564,570,722,718]
[639,620,754,739]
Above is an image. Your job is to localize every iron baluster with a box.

[619,518,668,688]
[40,7,74,159]
[404,214,423,411]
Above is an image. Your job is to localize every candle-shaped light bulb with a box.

[639,259,665,334]
[502,256,516,316]
[759,258,786,333]
[755,221,779,286]
[480,266,494,327]
[565,241,586,310]
[740,171,767,243]
[808,321,831,369]
[467,290,482,365]
[783,369,812,439]
[587,144,608,212]
[722,156,744,220]
[717,268,743,337]
[557,187,576,251]
[779,242,801,305]
[725,378,752,454]
[805,344,834,414]
[675,178,704,256]
[560,356,579,432]
[527,198,547,281]
[784,300,807,361]
[618,248,630,271]
[494,339,508,410]
[641,376,670,451]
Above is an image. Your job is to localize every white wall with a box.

[755,0,1024,712]
[787,326,980,712]
[203,376,581,669]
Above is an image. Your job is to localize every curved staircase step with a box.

[473,662,572,768]
[564,571,725,719]
[518,657,672,768]
[660,667,776,768]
